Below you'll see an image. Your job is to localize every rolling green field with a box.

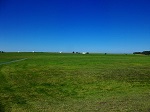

[0,53,150,112]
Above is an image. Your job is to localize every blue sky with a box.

[0,0,150,53]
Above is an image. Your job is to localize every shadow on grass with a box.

[0,99,12,112]
[0,102,5,112]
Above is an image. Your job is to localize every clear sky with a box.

[0,0,150,53]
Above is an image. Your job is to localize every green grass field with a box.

[0,53,150,112]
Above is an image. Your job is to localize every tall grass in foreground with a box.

[0,53,150,112]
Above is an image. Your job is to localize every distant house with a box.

[82,52,89,54]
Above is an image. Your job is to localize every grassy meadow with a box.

[0,52,150,112]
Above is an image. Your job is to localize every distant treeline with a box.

[133,51,150,55]
[0,51,4,53]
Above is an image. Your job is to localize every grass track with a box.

[0,53,150,112]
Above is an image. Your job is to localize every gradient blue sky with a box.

[0,0,150,53]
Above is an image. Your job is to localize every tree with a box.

[133,51,150,55]
[133,52,142,54]
[0,51,4,53]
[142,51,150,55]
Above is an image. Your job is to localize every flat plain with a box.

[0,53,150,112]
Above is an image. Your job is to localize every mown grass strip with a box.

[0,58,28,65]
